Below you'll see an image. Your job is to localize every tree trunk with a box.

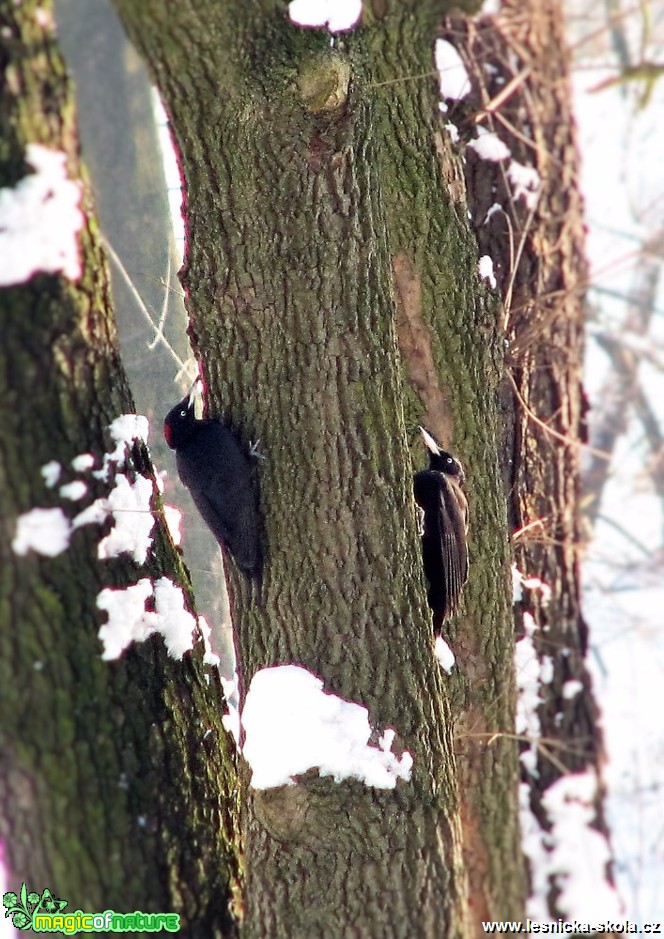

[113,0,522,935]
[0,4,239,934]
[443,0,617,919]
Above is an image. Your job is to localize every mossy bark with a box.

[0,4,239,935]
[112,1,522,935]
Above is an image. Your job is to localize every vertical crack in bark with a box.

[392,251,454,444]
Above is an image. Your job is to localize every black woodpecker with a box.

[164,383,262,577]
[413,426,469,631]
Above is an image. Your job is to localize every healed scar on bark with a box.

[392,252,454,444]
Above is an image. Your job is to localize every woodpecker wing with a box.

[441,472,469,614]
[414,469,468,626]
[195,486,261,575]
[176,422,261,576]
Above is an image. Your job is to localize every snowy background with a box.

[570,2,664,919]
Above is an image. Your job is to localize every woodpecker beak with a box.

[184,377,201,403]
[185,378,204,416]
[419,426,441,455]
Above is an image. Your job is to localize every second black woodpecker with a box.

[414,426,469,632]
[164,384,261,576]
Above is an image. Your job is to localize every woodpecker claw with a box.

[249,439,266,461]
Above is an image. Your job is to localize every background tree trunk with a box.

[0,4,239,934]
[443,0,616,918]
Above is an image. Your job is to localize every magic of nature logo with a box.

[3,883,180,933]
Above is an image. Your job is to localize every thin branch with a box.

[147,253,172,351]
[472,65,533,120]
[102,235,193,379]
[507,371,611,460]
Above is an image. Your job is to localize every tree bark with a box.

[0,4,239,934]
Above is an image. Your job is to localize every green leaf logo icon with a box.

[2,891,19,912]
[1,883,66,930]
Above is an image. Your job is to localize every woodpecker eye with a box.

[180,409,187,417]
